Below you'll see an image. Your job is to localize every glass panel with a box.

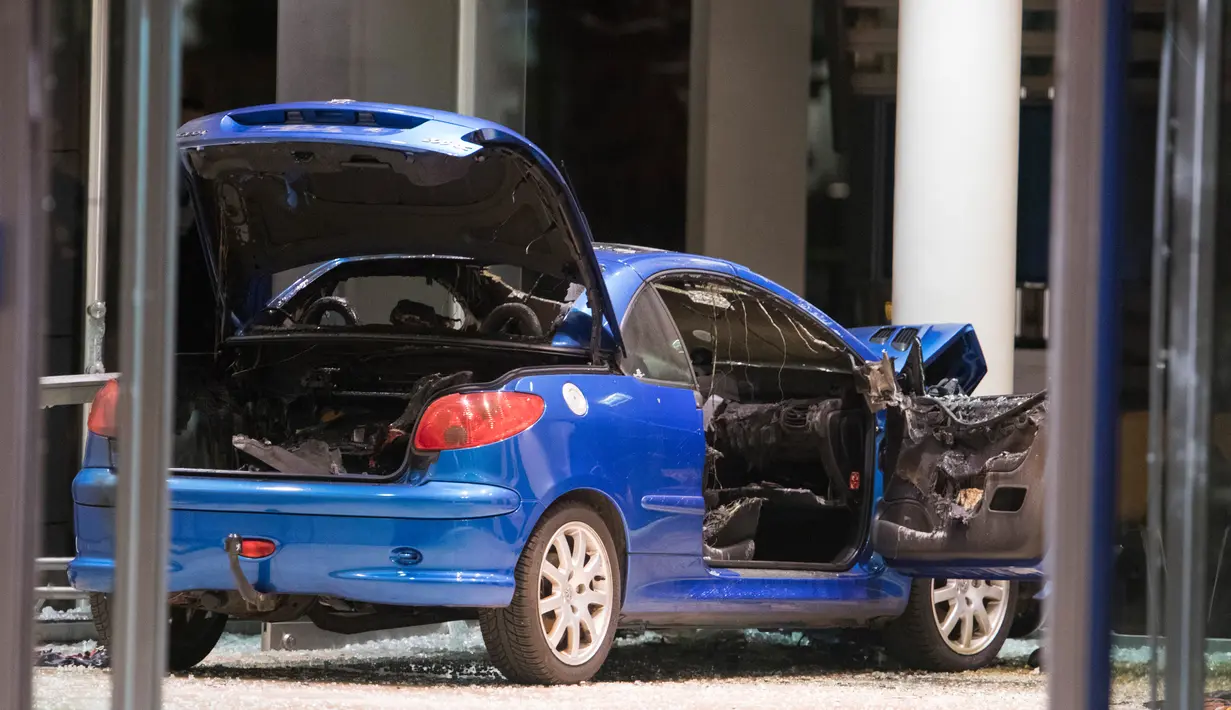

[620,286,695,385]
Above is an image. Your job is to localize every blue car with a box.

[70,101,1046,684]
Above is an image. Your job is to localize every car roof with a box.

[592,243,878,362]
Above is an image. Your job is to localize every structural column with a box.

[274,0,529,295]
[687,0,813,296]
[891,0,1022,394]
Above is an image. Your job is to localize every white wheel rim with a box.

[538,521,613,666]
[930,579,1011,656]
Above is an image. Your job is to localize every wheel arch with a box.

[532,487,630,605]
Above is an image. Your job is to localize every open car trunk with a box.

[167,103,627,481]
[173,338,589,481]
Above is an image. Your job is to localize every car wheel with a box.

[1009,581,1044,638]
[89,592,228,671]
[882,578,1017,672]
[479,502,622,684]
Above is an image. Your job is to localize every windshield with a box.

[245,255,585,345]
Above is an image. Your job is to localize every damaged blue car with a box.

[70,101,1046,684]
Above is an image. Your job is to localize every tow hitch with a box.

[223,534,277,612]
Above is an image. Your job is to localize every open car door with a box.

[862,335,1047,579]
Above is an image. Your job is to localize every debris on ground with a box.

[35,646,109,669]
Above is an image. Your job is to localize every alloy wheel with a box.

[537,521,614,666]
[929,578,1011,655]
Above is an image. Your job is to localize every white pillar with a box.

[687,0,812,295]
[890,0,1022,395]
[273,0,529,300]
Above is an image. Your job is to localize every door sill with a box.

[704,556,857,574]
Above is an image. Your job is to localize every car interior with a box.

[650,273,874,569]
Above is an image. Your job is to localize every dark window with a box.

[619,285,695,386]
[653,275,851,373]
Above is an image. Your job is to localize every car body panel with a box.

[847,323,988,394]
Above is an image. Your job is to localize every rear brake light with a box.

[413,392,545,452]
[87,379,120,439]
[239,539,277,558]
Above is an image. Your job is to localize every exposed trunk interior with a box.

[173,339,588,480]
[171,253,590,480]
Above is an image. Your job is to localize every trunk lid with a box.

[176,100,622,356]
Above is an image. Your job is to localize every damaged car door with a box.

[867,336,1047,578]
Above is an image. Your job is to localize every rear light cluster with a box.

[413,391,544,452]
[87,379,120,439]
[238,538,277,559]
[86,380,542,452]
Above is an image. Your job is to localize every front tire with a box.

[882,578,1017,672]
[89,592,228,671]
[479,502,622,684]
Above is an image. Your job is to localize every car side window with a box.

[653,274,852,372]
[619,284,697,386]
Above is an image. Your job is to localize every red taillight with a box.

[87,379,120,439]
[239,539,277,559]
[413,391,545,452]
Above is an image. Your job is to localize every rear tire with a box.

[479,502,622,684]
[882,578,1017,672]
[89,592,228,671]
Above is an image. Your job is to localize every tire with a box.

[479,502,623,684]
[1009,581,1044,638]
[90,592,228,672]
[882,578,1017,672]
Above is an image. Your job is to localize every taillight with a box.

[238,538,277,559]
[413,391,545,452]
[87,379,120,439]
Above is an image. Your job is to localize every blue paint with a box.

[71,103,1044,635]
[1085,1,1129,706]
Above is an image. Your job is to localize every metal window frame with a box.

[109,0,182,706]
[1163,0,1223,707]
[1046,0,1129,707]
[0,0,50,704]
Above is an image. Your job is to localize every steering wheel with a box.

[479,302,543,338]
[301,296,359,326]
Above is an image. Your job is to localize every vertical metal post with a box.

[1165,0,1222,706]
[83,0,110,377]
[80,0,111,451]
[1145,0,1177,705]
[0,0,50,703]
[1047,0,1128,707]
[111,0,181,706]
[455,0,478,116]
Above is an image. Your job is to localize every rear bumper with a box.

[70,469,532,607]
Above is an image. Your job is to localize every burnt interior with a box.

[171,257,589,479]
[878,392,1047,534]
[651,275,874,568]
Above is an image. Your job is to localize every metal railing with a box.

[35,374,116,605]
[34,557,84,604]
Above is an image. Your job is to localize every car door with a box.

[614,281,708,556]
[867,341,1048,579]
